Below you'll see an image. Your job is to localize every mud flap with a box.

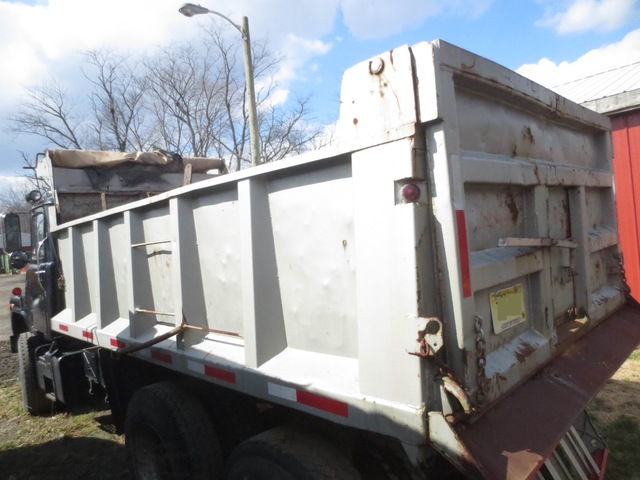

[430,303,640,480]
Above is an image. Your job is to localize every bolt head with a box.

[369,57,385,75]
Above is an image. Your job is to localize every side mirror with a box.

[9,250,29,270]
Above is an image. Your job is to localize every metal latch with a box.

[408,317,443,357]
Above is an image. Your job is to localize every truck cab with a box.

[9,191,59,350]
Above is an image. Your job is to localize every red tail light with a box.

[401,183,421,202]
[12,287,22,296]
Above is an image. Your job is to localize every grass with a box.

[0,381,130,479]
[599,416,640,479]
[590,347,640,480]
[0,382,117,445]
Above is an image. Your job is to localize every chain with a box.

[615,251,631,301]
[474,315,487,407]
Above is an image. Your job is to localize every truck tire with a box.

[223,426,362,480]
[125,381,223,480]
[17,332,50,415]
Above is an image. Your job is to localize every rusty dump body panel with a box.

[452,303,640,479]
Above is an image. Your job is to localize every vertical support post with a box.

[569,186,591,316]
[239,177,286,367]
[528,185,555,337]
[93,220,104,329]
[170,197,207,349]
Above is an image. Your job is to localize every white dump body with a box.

[47,40,637,478]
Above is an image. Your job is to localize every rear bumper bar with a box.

[445,303,640,479]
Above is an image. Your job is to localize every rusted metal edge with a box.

[433,303,640,480]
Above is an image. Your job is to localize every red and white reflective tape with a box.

[268,383,349,417]
[151,349,172,364]
[54,321,95,342]
[187,360,237,384]
[110,338,126,349]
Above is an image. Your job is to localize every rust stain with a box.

[461,58,477,71]
[505,192,519,223]
[515,341,536,364]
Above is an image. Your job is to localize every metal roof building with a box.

[552,61,640,299]
[552,61,640,114]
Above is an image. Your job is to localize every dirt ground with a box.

[0,340,18,383]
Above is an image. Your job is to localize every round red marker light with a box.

[401,183,421,202]
[12,287,22,296]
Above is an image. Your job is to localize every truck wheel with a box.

[125,381,223,480]
[223,426,362,480]
[17,332,50,415]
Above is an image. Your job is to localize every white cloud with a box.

[0,0,341,104]
[277,34,333,83]
[517,28,640,86]
[0,175,31,194]
[536,0,639,35]
[237,0,339,39]
[341,0,493,40]
[0,0,196,106]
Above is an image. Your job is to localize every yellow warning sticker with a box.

[490,284,526,334]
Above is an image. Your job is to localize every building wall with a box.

[611,110,640,300]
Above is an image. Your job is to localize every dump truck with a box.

[10,39,640,479]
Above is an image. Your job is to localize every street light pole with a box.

[240,16,261,167]
[179,3,261,166]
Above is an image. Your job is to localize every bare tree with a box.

[143,23,282,170]
[144,41,227,159]
[19,151,51,196]
[7,26,326,172]
[0,185,31,216]
[260,96,324,162]
[84,49,155,152]
[188,22,323,169]
[8,80,86,149]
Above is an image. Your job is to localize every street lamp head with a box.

[178,3,210,17]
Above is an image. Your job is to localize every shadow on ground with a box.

[0,435,131,480]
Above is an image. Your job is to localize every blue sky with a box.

[1,0,639,182]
